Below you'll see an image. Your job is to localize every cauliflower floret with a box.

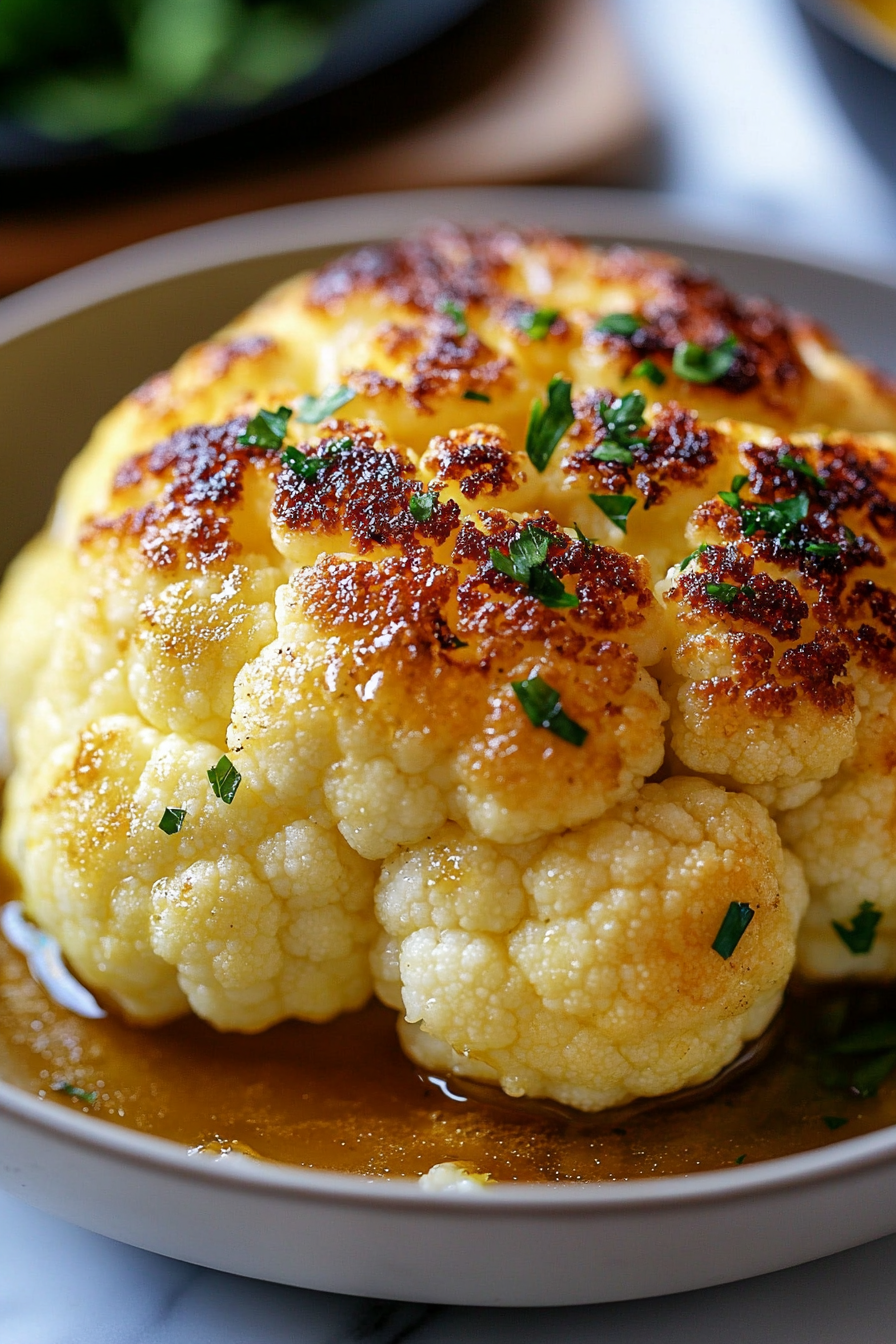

[5,710,377,1027]
[230,539,667,856]
[778,768,896,979]
[418,1162,495,1191]
[374,777,808,1111]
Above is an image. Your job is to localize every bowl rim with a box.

[797,0,896,74]
[4,182,896,1214]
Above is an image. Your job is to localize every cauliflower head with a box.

[4,225,896,1104]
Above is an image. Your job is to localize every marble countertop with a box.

[8,1,896,1338]
[3,1188,896,1342]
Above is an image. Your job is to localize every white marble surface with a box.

[3,1187,896,1342]
[9,1,896,1338]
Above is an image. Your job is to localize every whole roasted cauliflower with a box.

[2,225,895,1110]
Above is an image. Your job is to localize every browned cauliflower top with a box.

[2,225,896,1112]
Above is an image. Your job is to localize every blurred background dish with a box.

[797,0,896,182]
[0,0,486,167]
[0,0,647,296]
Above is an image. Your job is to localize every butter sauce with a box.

[1,883,895,1181]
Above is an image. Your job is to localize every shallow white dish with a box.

[2,186,896,1308]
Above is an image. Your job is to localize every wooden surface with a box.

[0,0,647,297]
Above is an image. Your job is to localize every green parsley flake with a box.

[592,443,634,465]
[712,901,754,959]
[52,1082,98,1104]
[489,523,578,610]
[677,542,710,570]
[294,385,355,424]
[823,1116,848,1130]
[592,391,648,466]
[573,522,595,548]
[281,445,326,483]
[409,490,438,523]
[463,389,491,403]
[590,493,636,533]
[706,581,755,605]
[779,452,821,486]
[630,358,666,386]
[672,333,737,384]
[734,1154,747,1165]
[831,1020,896,1054]
[852,1051,896,1098]
[525,376,575,472]
[596,312,643,336]
[511,674,588,746]
[207,755,241,805]
[438,298,467,336]
[805,540,840,558]
[158,807,186,835]
[832,900,882,955]
[719,473,811,542]
[238,405,291,449]
[518,307,559,341]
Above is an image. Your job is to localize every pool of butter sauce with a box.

[1,883,895,1181]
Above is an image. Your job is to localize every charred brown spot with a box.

[272,423,459,553]
[565,398,719,506]
[307,226,520,313]
[451,512,654,653]
[590,247,806,401]
[345,368,402,400]
[424,426,522,500]
[84,419,273,571]
[815,438,896,540]
[777,630,851,712]
[672,543,808,641]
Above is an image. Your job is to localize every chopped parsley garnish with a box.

[573,522,595,548]
[591,391,648,466]
[592,443,634,465]
[463,389,491,403]
[438,298,468,336]
[590,493,636,533]
[677,542,709,570]
[832,900,882,955]
[52,1082,97,1104]
[207,755,241,805]
[831,1020,896,1053]
[672,333,737,384]
[517,307,559,341]
[778,452,821,486]
[158,807,186,835]
[815,996,896,1098]
[511,674,588,746]
[734,1154,746,1165]
[805,540,840,558]
[712,901,754,959]
[706,581,756,604]
[525,376,575,472]
[852,1052,896,1098]
[596,312,643,336]
[630,358,666,386]
[238,404,291,450]
[281,445,327,483]
[718,473,811,543]
[294,385,355,424]
[823,1116,848,1130]
[489,523,578,609]
[409,489,438,523]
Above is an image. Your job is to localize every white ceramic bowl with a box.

[3,187,896,1308]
